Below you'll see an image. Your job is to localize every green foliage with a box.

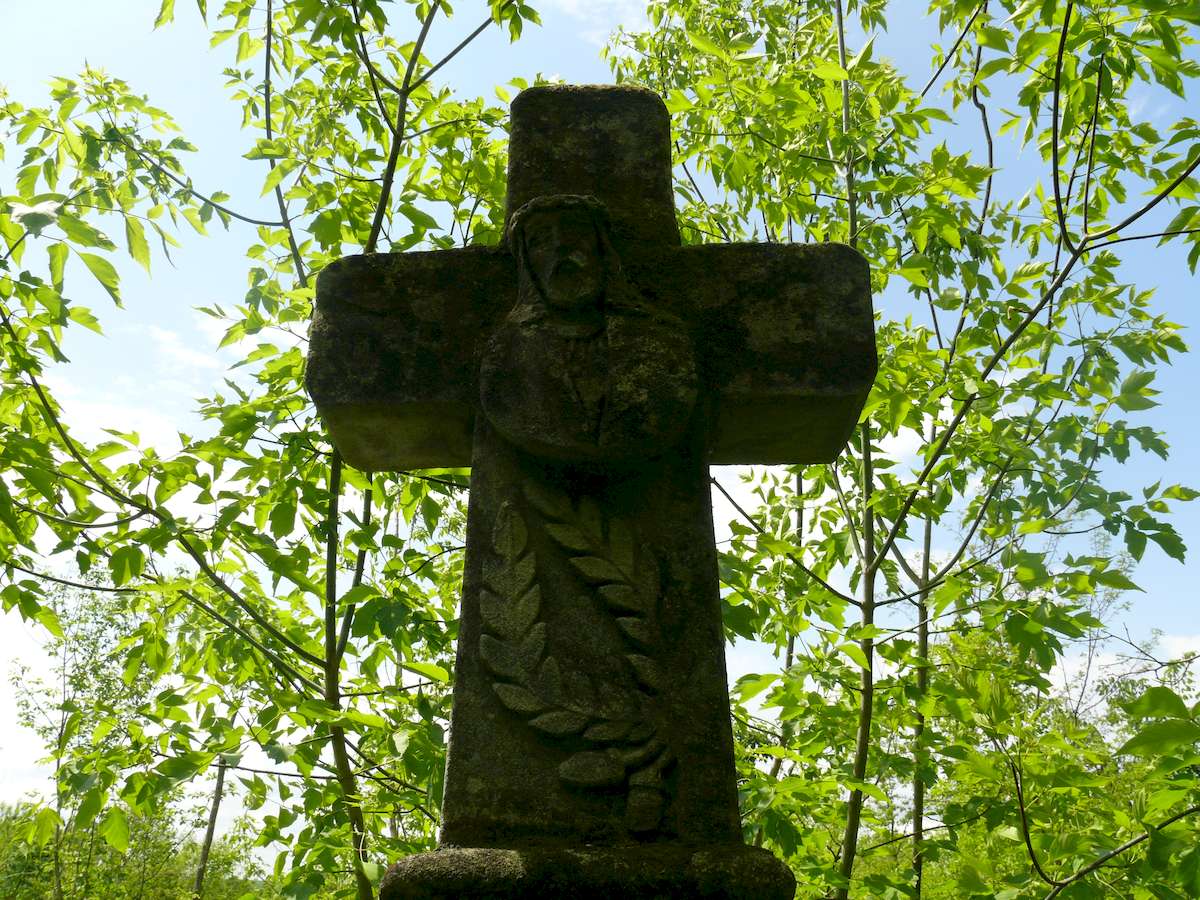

[0,800,278,899]
[1,0,1198,898]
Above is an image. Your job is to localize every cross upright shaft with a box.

[307,85,876,900]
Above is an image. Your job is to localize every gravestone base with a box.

[380,843,796,900]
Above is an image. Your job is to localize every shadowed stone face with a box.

[480,196,699,465]
[522,206,605,317]
[307,83,876,900]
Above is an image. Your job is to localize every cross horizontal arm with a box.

[630,241,875,464]
[306,248,515,470]
[308,242,874,471]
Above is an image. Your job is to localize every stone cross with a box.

[307,85,875,899]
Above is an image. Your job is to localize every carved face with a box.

[521,207,605,313]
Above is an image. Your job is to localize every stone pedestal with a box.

[381,845,795,900]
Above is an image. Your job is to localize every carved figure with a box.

[481,195,698,465]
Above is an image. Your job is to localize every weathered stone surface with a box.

[308,240,873,469]
[505,85,681,257]
[306,82,877,900]
[379,845,797,900]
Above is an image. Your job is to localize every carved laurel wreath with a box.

[478,481,674,832]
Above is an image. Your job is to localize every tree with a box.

[1,1,1198,898]
[4,585,278,899]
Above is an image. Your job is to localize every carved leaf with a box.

[493,683,547,715]
[529,710,589,736]
[511,584,541,635]
[630,759,670,788]
[598,584,643,613]
[492,501,528,560]
[479,588,519,641]
[558,751,625,788]
[572,556,625,584]
[537,656,565,706]
[620,737,665,768]
[583,720,633,742]
[607,519,636,577]
[626,722,654,744]
[577,498,604,544]
[545,522,593,554]
[599,685,640,721]
[487,553,536,600]
[565,669,598,712]
[524,480,572,521]
[480,634,522,680]
[627,654,664,693]
[617,617,654,648]
[517,622,547,672]
[624,724,652,744]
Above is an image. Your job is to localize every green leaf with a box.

[310,209,341,248]
[812,61,849,81]
[236,31,264,63]
[1094,570,1142,592]
[1118,719,1200,757]
[841,643,870,670]
[399,203,438,231]
[261,158,299,197]
[1123,686,1191,721]
[735,672,778,702]
[57,213,115,249]
[109,546,145,587]
[686,31,724,57]
[403,661,449,683]
[48,242,67,291]
[31,807,60,847]
[78,252,121,305]
[75,789,106,829]
[154,0,176,27]
[898,264,930,288]
[125,217,151,273]
[99,806,129,851]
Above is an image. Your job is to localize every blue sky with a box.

[2,0,1197,807]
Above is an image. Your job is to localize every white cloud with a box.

[1161,633,1200,660]
[147,324,224,373]
[542,0,648,46]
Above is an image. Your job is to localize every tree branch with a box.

[265,0,309,288]
[1050,2,1078,254]
[365,0,440,254]
[711,477,859,608]
[336,473,373,663]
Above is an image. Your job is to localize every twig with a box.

[115,136,285,227]
[1050,3,1078,254]
[265,0,309,287]
[1004,755,1065,888]
[1085,150,1200,243]
[711,477,859,608]
[969,2,993,234]
[365,1,440,254]
[1082,227,1200,253]
[0,558,135,593]
[336,474,373,663]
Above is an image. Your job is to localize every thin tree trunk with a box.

[80,823,96,900]
[324,452,375,900]
[912,503,933,896]
[835,425,876,899]
[193,757,226,899]
[52,646,67,900]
